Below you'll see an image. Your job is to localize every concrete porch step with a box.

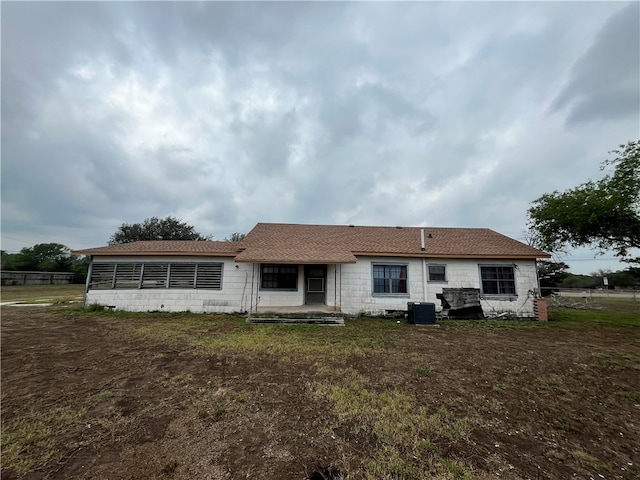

[246,317,345,326]
[251,311,344,319]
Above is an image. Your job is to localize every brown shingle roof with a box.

[73,223,550,262]
[73,240,243,257]
[234,223,549,263]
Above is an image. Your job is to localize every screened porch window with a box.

[88,262,222,290]
[372,264,408,295]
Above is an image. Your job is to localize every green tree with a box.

[537,260,570,295]
[2,244,88,282]
[607,267,640,288]
[528,140,640,262]
[108,216,212,244]
[224,232,246,242]
[1,250,22,270]
[70,255,90,283]
[17,243,73,271]
[557,273,598,289]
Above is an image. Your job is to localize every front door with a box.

[304,265,327,305]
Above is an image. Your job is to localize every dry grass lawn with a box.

[1,293,639,479]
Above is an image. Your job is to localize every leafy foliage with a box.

[19,243,73,271]
[592,267,640,289]
[538,260,570,280]
[537,260,570,294]
[224,232,246,242]
[2,243,71,271]
[1,244,88,282]
[528,140,640,261]
[537,262,640,291]
[558,273,599,289]
[108,216,211,244]
[1,250,22,270]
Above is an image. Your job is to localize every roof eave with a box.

[75,251,239,257]
[234,259,357,265]
[352,251,550,259]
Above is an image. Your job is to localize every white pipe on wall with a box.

[422,258,428,301]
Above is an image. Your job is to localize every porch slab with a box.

[255,305,340,315]
[246,317,345,326]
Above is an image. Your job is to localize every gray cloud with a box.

[2,1,638,274]
[551,2,640,125]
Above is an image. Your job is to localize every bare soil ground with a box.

[2,304,639,479]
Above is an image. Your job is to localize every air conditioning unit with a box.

[407,302,437,324]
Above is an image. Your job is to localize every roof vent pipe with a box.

[420,229,426,251]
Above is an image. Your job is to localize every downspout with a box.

[339,264,342,312]
[420,229,427,302]
[422,258,427,302]
[250,263,255,313]
[334,265,337,312]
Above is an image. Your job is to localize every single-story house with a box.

[73,222,550,318]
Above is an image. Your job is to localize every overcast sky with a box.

[2,1,639,274]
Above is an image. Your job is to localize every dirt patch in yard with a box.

[2,306,639,479]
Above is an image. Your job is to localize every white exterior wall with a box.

[253,264,341,309]
[423,258,538,318]
[252,266,303,308]
[339,256,539,317]
[339,257,425,315]
[85,256,253,313]
[86,255,539,317]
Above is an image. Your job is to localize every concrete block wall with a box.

[481,260,538,318]
[339,257,539,317]
[423,258,538,318]
[253,264,341,309]
[253,266,304,308]
[85,256,253,313]
[85,255,539,317]
[340,257,426,315]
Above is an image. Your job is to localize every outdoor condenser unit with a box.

[407,302,437,324]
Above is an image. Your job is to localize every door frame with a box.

[304,265,327,305]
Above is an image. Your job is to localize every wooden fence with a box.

[1,271,74,286]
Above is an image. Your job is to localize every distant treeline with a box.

[538,260,640,293]
[1,243,88,284]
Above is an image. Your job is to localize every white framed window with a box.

[372,263,408,295]
[428,264,446,282]
[260,264,298,290]
[480,265,516,296]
